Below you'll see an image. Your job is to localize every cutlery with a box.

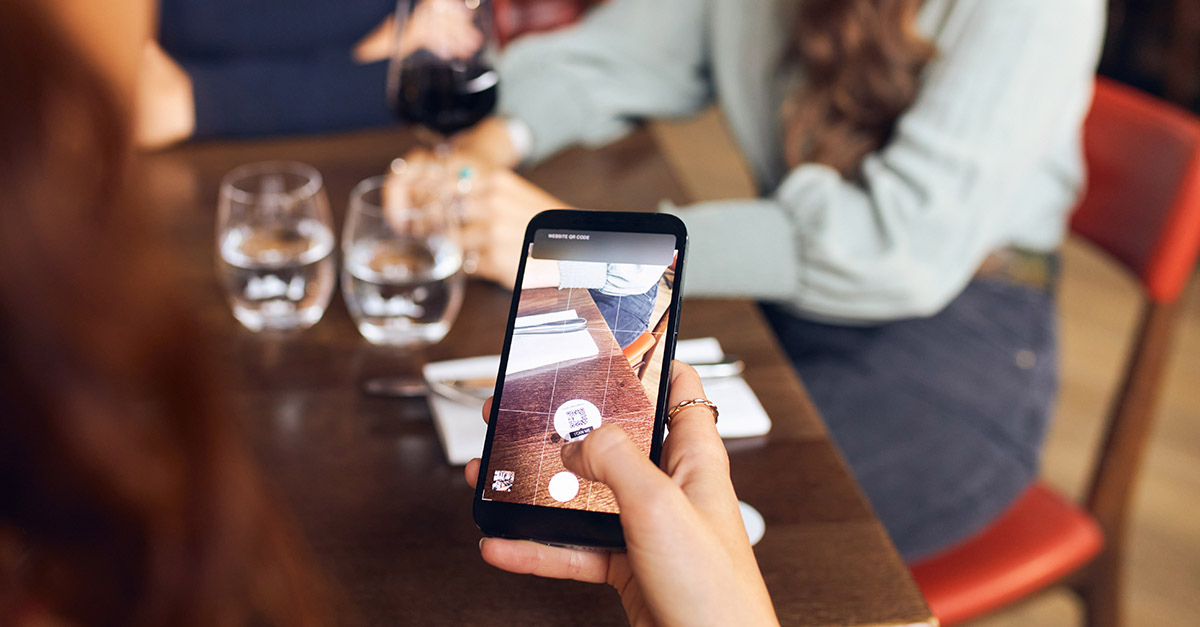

[361,357,745,401]
[512,317,588,335]
[361,376,491,403]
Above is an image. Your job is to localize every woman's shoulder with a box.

[928,0,1105,49]
[941,0,1104,23]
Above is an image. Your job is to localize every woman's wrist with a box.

[454,115,525,169]
[502,115,534,165]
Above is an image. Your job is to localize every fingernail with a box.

[479,537,486,550]
[560,440,581,459]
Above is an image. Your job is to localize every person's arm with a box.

[44,0,153,103]
[456,0,712,168]
[465,363,779,626]
[665,0,1105,322]
[556,262,663,296]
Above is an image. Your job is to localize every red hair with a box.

[0,2,330,624]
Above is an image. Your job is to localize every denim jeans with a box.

[762,277,1058,561]
[591,282,659,349]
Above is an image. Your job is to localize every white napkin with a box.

[672,338,773,439]
[424,338,773,465]
[424,356,494,467]
[506,309,599,374]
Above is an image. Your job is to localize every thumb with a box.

[560,425,673,508]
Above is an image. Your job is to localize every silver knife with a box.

[512,317,588,335]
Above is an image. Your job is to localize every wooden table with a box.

[147,127,935,626]
[490,286,655,512]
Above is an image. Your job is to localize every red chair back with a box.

[493,0,595,46]
[1071,78,1200,301]
[911,79,1200,626]
[1075,78,1200,556]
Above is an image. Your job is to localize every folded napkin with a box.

[424,356,494,466]
[424,338,773,465]
[506,309,599,375]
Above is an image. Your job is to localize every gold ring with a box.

[666,398,718,426]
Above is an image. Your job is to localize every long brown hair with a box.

[0,2,330,625]
[784,0,935,180]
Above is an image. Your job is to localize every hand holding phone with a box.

[473,210,686,547]
[464,363,779,626]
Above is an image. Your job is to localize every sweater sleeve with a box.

[185,52,395,139]
[557,262,665,295]
[666,0,1105,323]
[497,0,712,163]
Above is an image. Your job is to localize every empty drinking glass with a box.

[216,161,335,332]
[341,169,465,346]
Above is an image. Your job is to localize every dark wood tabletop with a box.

[146,127,935,626]
[490,286,655,513]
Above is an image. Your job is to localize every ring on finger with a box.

[450,166,476,225]
[455,166,476,195]
[666,398,718,427]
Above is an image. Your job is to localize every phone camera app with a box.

[483,227,677,514]
[554,399,602,441]
[492,470,515,492]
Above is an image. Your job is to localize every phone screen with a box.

[480,227,679,515]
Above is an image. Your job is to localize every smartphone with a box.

[473,209,687,548]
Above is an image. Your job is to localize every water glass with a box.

[341,170,465,346]
[216,161,335,332]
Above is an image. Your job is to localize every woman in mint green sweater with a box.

[450,0,1105,560]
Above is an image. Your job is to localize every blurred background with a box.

[7,0,1195,624]
[149,0,1200,623]
[1100,0,1200,112]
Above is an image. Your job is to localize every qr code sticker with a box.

[566,407,593,439]
[492,470,514,492]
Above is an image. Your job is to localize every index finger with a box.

[479,538,609,584]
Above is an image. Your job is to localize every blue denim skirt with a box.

[591,282,659,349]
[761,276,1058,561]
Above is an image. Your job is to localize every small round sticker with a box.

[548,471,580,502]
[553,399,602,442]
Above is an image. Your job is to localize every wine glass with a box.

[341,168,465,346]
[387,0,499,156]
[216,161,335,332]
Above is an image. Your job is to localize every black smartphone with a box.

[473,209,687,548]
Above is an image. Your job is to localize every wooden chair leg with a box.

[1165,0,1200,105]
[1074,545,1123,627]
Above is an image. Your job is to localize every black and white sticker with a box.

[553,399,602,441]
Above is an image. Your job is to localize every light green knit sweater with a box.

[498,0,1105,322]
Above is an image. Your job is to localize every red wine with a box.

[391,62,499,137]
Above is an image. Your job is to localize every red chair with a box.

[622,307,670,379]
[622,261,676,379]
[910,78,1200,626]
[492,0,596,46]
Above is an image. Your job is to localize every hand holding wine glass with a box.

[455,167,569,289]
[387,0,499,149]
[401,0,485,61]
